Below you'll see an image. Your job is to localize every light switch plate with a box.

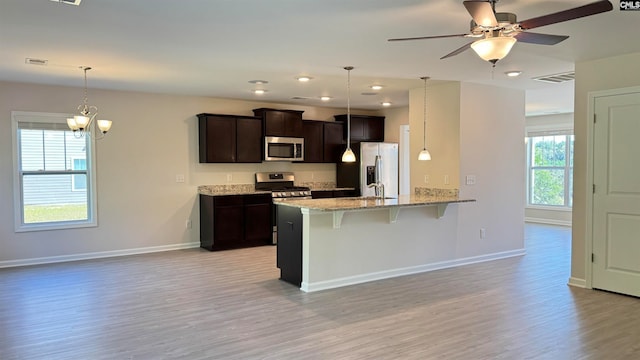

[466,175,476,185]
[175,174,185,183]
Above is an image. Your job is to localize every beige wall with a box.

[380,106,409,143]
[410,81,461,191]
[0,81,377,264]
[572,51,640,281]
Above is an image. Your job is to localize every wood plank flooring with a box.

[1,224,639,359]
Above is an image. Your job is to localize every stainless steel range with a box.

[255,172,311,244]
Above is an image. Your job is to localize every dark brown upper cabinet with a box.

[300,120,345,163]
[198,113,262,163]
[253,108,304,138]
[334,114,385,143]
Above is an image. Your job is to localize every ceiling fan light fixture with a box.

[470,36,517,63]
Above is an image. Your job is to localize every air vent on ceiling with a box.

[291,96,310,100]
[50,0,82,5]
[361,92,378,96]
[533,71,575,84]
[25,58,48,66]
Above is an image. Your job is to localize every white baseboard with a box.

[567,277,587,288]
[0,242,201,268]
[525,217,572,227]
[301,248,527,293]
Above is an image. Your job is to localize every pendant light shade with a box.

[341,66,356,163]
[470,36,517,63]
[418,76,431,161]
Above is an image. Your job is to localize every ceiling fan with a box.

[388,0,613,64]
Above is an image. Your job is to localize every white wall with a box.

[457,82,525,257]
[0,81,377,265]
[572,51,640,282]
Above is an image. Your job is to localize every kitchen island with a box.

[275,194,476,292]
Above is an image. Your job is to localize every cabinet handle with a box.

[286,221,294,229]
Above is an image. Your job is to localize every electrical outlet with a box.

[175,174,185,183]
[226,173,232,182]
[444,175,449,185]
[480,228,486,239]
[186,219,192,230]
[424,175,430,184]
[465,175,476,185]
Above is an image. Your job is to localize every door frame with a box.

[584,85,640,289]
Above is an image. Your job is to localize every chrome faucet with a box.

[367,155,385,199]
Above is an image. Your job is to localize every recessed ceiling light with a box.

[252,89,267,95]
[296,76,312,82]
[248,80,269,84]
[370,85,383,90]
[320,96,332,101]
[505,71,522,77]
[381,102,392,107]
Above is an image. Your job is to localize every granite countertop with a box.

[198,185,271,196]
[274,194,475,211]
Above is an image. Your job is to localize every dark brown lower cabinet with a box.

[311,189,356,199]
[200,193,272,251]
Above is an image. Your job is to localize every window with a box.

[12,112,97,232]
[526,131,574,208]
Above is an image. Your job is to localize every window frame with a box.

[525,128,574,209]
[11,111,98,232]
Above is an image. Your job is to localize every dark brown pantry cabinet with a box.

[334,114,385,143]
[200,193,272,251]
[253,108,304,138]
[198,113,262,163]
[300,120,344,163]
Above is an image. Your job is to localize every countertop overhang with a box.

[275,194,475,228]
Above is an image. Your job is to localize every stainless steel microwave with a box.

[264,136,304,161]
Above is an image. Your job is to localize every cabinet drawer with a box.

[214,195,243,207]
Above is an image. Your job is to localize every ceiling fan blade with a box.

[519,0,613,30]
[463,1,498,27]
[514,32,569,45]
[440,41,474,59]
[388,34,469,42]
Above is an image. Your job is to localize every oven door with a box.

[264,136,304,161]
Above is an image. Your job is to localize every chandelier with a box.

[66,66,112,138]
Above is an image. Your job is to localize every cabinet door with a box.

[236,117,263,163]
[264,111,285,136]
[323,122,344,163]
[283,112,303,137]
[199,115,236,163]
[302,121,323,163]
[244,194,272,246]
[364,116,385,142]
[213,196,244,249]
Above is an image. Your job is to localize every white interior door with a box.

[592,90,640,297]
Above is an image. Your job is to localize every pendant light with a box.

[418,76,431,161]
[341,66,356,162]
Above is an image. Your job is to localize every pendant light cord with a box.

[345,66,354,149]
[421,76,429,150]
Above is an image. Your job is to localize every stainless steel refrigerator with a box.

[336,142,399,198]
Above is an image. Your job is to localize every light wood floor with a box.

[1,224,639,359]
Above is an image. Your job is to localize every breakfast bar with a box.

[275,194,476,292]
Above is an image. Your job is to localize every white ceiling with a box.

[0,0,637,115]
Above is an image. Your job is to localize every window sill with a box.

[15,220,97,233]
[526,205,572,212]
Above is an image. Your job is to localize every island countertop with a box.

[274,194,475,211]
